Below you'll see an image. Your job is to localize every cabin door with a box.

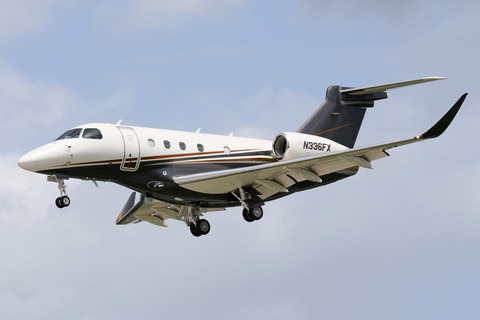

[118,126,140,172]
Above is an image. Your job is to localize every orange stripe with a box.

[314,123,355,136]
[116,209,123,222]
[58,149,265,168]
[140,148,258,161]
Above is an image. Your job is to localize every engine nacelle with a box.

[272,132,348,161]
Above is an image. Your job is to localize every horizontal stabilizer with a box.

[341,77,446,96]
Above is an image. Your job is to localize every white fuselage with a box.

[18,123,346,176]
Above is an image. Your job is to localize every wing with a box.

[174,94,467,198]
[116,192,177,227]
[116,192,225,227]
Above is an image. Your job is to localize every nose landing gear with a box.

[55,195,70,208]
[48,174,71,208]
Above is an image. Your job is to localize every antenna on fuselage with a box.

[195,128,202,133]
[116,120,123,125]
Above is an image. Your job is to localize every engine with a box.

[272,132,347,161]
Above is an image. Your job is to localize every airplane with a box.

[17,77,467,237]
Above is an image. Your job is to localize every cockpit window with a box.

[82,128,103,139]
[56,128,82,140]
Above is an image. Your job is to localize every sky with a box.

[1,0,480,319]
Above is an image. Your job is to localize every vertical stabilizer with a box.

[297,77,446,148]
[297,86,386,148]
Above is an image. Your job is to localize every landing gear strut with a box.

[178,206,211,237]
[231,187,264,223]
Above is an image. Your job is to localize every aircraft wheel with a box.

[242,208,254,222]
[61,196,71,207]
[190,224,202,237]
[249,206,263,221]
[55,197,64,208]
[197,219,210,235]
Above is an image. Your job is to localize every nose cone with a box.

[18,142,65,172]
[18,150,41,172]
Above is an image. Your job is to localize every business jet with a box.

[17,77,466,237]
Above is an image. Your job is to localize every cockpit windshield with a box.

[56,128,82,140]
[82,128,103,139]
[56,127,103,140]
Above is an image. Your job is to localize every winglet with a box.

[419,93,467,140]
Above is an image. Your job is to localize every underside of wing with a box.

[116,192,177,227]
[115,192,225,227]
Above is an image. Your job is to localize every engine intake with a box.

[272,132,346,161]
[272,133,288,160]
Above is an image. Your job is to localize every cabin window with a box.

[197,144,204,152]
[179,142,186,150]
[223,146,231,155]
[82,128,103,140]
[164,140,171,149]
[56,128,82,140]
[148,139,155,147]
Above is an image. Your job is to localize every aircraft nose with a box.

[18,143,64,172]
[18,152,40,172]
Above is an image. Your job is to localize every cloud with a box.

[95,0,246,33]
[0,0,77,41]
[171,87,321,139]
[0,63,79,150]
[294,0,471,20]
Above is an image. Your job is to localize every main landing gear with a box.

[190,219,211,237]
[178,206,211,237]
[242,206,263,222]
[231,187,264,223]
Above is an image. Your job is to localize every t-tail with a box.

[297,77,446,148]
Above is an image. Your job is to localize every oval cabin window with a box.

[179,142,186,150]
[164,140,171,149]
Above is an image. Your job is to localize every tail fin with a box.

[297,77,446,148]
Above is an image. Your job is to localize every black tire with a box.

[55,197,64,208]
[249,206,263,221]
[61,196,70,207]
[242,208,254,222]
[197,219,210,235]
[190,224,201,237]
